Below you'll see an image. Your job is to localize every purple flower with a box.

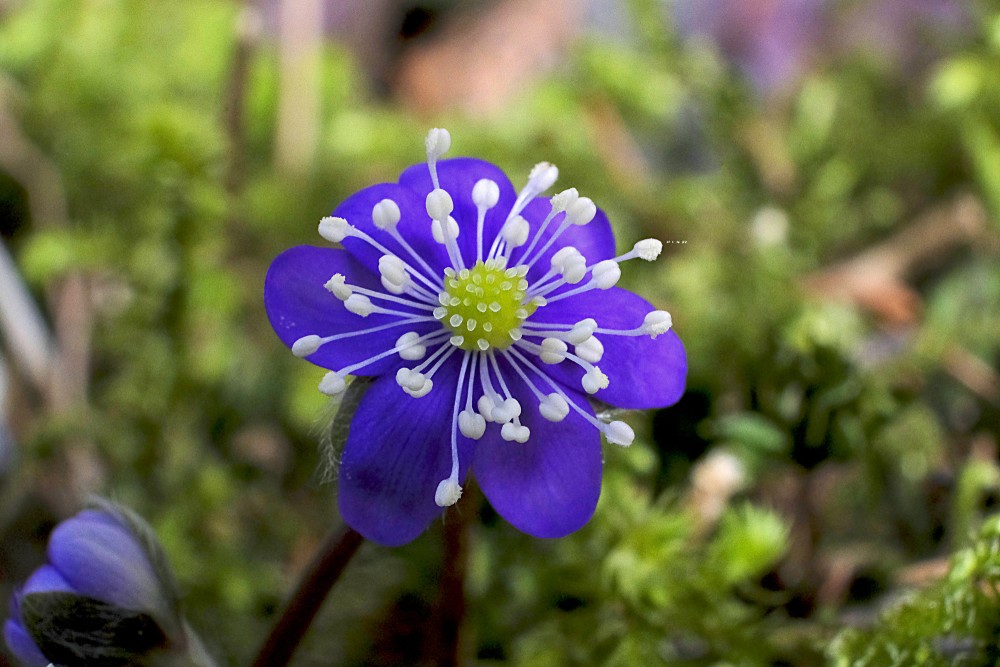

[674,0,827,94]
[4,500,213,667]
[265,129,686,546]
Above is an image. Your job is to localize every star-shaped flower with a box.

[265,129,686,546]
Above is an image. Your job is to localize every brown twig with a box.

[802,194,989,325]
[250,524,364,667]
[222,1,260,203]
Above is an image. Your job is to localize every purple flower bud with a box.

[4,500,215,667]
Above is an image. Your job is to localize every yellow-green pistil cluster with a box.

[438,260,537,351]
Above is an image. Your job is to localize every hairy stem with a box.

[251,525,364,667]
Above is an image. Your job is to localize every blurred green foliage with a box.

[2,0,1000,665]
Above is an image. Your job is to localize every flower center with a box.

[439,259,536,351]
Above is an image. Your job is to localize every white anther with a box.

[378,255,408,286]
[643,310,673,338]
[426,188,454,221]
[527,162,559,193]
[575,336,604,363]
[404,378,433,398]
[501,422,530,443]
[459,409,487,439]
[380,276,406,294]
[477,394,496,421]
[550,246,582,271]
[396,332,426,360]
[318,216,353,243]
[634,238,663,261]
[566,197,597,225]
[472,178,500,208]
[396,367,432,395]
[539,337,568,364]
[539,393,569,422]
[395,367,414,389]
[292,335,323,357]
[324,274,352,300]
[435,478,463,507]
[502,216,530,248]
[604,421,635,447]
[582,366,609,394]
[450,335,465,347]
[591,259,622,289]
[406,371,428,391]
[425,127,451,160]
[492,397,522,423]
[561,256,588,284]
[372,199,401,231]
[318,372,346,396]
[344,294,375,317]
[431,216,460,244]
[550,188,579,212]
[566,318,598,345]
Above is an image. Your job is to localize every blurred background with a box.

[1,0,1000,664]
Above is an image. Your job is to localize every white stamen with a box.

[474,180,500,262]
[292,335,323,357]
[549,187,579,212]
[459,409,487,439]
[539,337,568,364]
[439,351,472,507]
[318,216,353,243]
[341,226,444,290]
[604,421,635,447]
[582,366,609,394]
[396,331,427,360]
[539,393,569,422]
[472,178,500,208]
[566,319,598,345]
[435,478,463,507]
[431,216,460,244]
[634,238,663,261]
[396,368,434,398]
[380,277,406,295]
[643,310,673,337]
[344,294,374,317]
[426,188,454,221]
[378,255,409,287]
[565,197,596,226]
[303,271,341,301]
[550,246,581,271]
[318,372,346,396]
[425,127,451,160]
[395,367,423,391]
[591,260,622,289]
[502,216,530,248]
[527,162,559,194]
[372,199,401,231]
[501,422,530,443]
[575,335,604,363]
[561,255,588,284]
[477,394,496,422]
[491,397,522,424]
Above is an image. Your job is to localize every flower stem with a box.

[251,524,364,667]
[435,486,475,666]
